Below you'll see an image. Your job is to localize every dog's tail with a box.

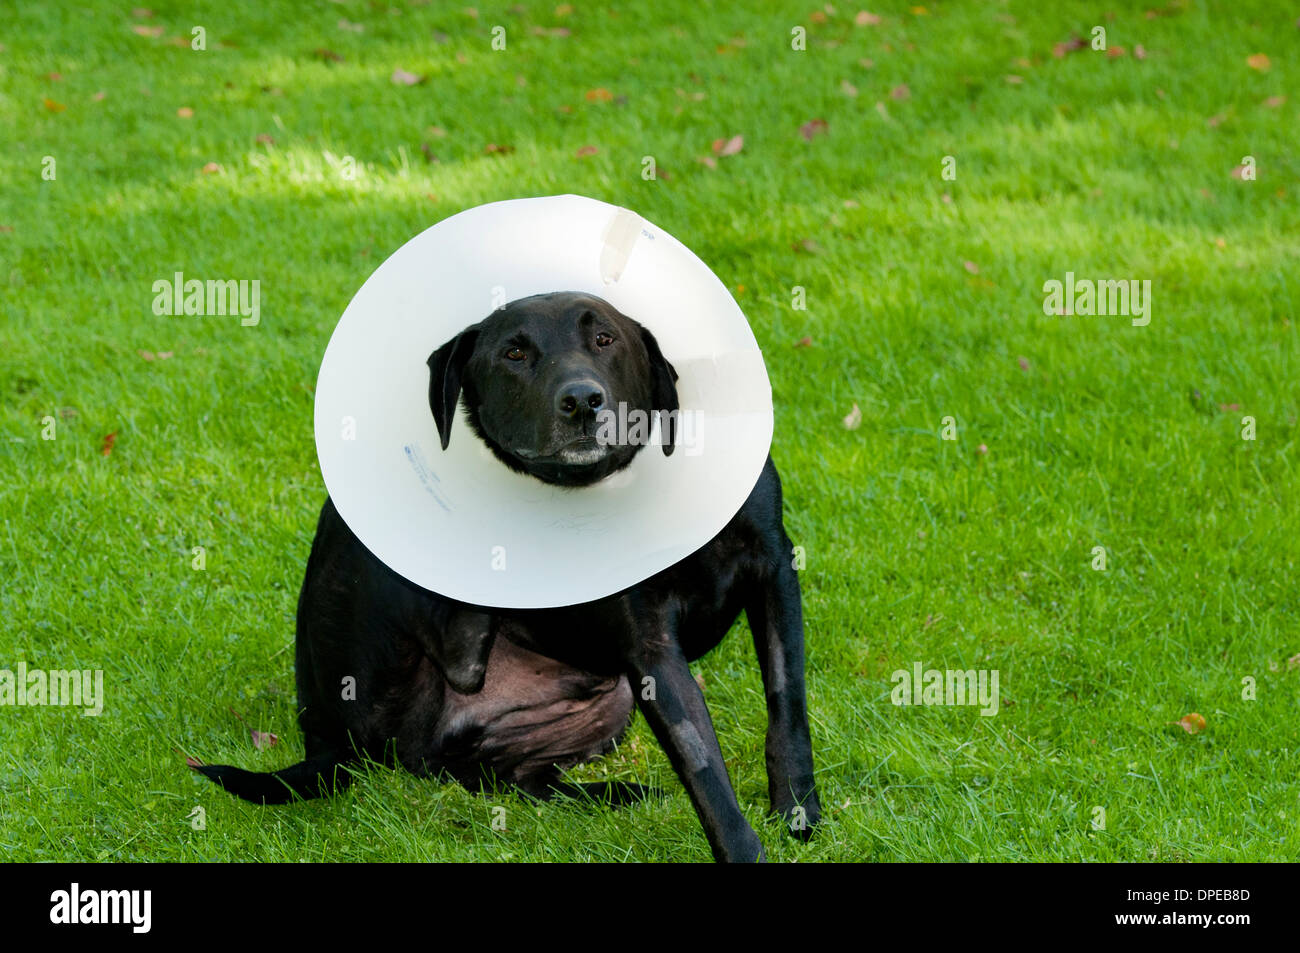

[188,751,353,805]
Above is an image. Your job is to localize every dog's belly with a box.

[433,634,634,784]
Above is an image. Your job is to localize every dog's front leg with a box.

[624,635,764,863]
[747,547,821,839]
[416,606,496,695]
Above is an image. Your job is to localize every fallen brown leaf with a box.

[1174,712,1206,734]
[43,98,66,112]
[391,68,424,86]
[132,24,164,37]
[855,11,882,26]
[890,83,911,100]
[712,134,744,156]
[1052,34,1087,58]
[575,144,598,157]
[1246,52,1270,71]
[842,403,862,430]
[799,118,829,140]
[176,106,193,118]
[585,87,614,102]
[102,432,118,456]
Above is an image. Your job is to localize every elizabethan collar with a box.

[314,195,773,608]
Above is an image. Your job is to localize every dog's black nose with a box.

[555,379,606,418]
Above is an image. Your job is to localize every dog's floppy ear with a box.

[427,327,479,450]
[639,326,680,456]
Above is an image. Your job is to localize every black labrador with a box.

[194,291,820,862]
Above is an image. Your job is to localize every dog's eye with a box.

[505,347,526,361]
[595,333,614,348]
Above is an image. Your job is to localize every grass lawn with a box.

[1,0,1297,862]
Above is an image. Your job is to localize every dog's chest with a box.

[496,517,767,672]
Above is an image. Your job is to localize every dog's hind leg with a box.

[453,760,656,810]
[524,778,658,808]
[189,748,355,805]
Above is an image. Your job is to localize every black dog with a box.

[195,291,820,862]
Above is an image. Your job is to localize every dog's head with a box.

[427,292,679,487]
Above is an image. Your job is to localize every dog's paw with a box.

[717,831,767,863]
[774,786,821,841]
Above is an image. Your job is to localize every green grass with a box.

[2,0,1298,862]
